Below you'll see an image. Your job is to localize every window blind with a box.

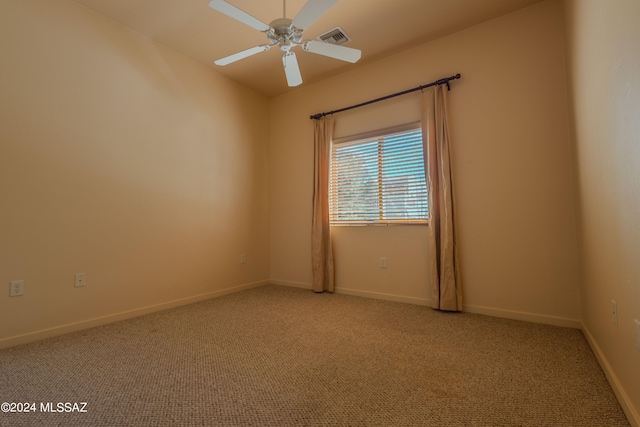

[329,127,428,225]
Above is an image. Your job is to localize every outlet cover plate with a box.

[10,280,24,297]
[74,273,86,288]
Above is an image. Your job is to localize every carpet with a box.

[0,284,629,426]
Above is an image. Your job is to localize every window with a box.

[329,124,428,225]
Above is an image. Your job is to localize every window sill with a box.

[330,221,429,227]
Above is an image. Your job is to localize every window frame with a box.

[329,122,429,227]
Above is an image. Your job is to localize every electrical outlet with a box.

[240,254,246,264]
[74,273,86,288]
[634,319,640,351]
[10,280,24,297]
[379,257,387,268]
[611,300,618,326]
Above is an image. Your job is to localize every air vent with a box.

[316,26,351,45]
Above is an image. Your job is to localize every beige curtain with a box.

[421,85,462,311]
[311,117,335,293]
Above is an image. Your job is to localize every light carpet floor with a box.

[0,284,630,426]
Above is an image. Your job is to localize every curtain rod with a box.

[309,73,461,120]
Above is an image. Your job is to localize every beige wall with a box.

[270,0,581,326]
[564,0,640,422]
[0,0,270,346]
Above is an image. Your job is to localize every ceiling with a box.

[71,0,543,97]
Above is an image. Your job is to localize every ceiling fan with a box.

[208,0,361,87]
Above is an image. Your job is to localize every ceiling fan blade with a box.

[209,0,271,33]
[215,45,272,66]
[302,41,361,63]
[292,0,338,31]
[282,51,303,87]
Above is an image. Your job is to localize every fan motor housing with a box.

[268,18,302,45]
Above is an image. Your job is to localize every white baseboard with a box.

[0,280,269,350]
[272,280,581,327]
[463,304,582,329]
[270,279,313,290]
[581,324,639,427]
[335,287,431,306]
[270,279,431,306]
